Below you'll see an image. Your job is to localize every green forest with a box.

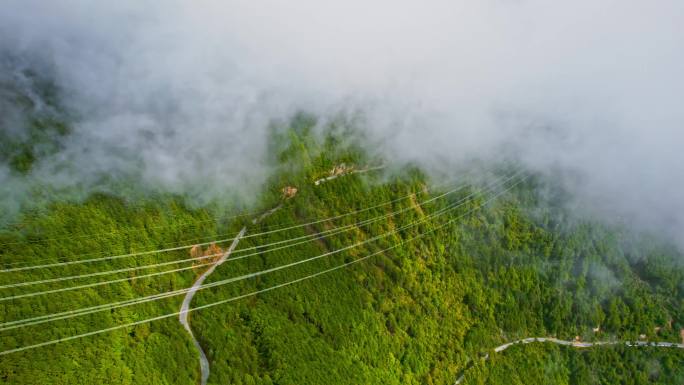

[1,117,683,385]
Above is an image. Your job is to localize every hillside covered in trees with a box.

[0,114,682,385]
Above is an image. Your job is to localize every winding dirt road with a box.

[179,227,246,385]
[180,205,282,384]
[455,337,684,384]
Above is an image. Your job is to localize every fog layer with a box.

[1,1,682,245]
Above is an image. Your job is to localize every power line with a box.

[0,178,479,300]
[0,187,484,329]
[0,185,462,299]
[0,173,509,288]
[0,172,525,331]
[0,172,527,355]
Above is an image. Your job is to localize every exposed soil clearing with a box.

[313,165,385,185]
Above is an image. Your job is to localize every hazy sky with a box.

[1,0,683,245]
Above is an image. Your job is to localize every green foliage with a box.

[466,344,684,385]
[0,123,682,384]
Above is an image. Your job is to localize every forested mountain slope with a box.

[1,119,682,384]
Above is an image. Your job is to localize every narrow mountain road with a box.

[492,337,684,353]
[455,337,684,384]
[180,205,282,385]
[180,227,246,385]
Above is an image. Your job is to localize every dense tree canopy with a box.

[1,122,682,384]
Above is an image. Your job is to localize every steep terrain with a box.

[1,122,683,384]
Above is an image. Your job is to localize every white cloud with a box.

[1,0,683,245]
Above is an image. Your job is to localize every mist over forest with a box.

[1,2,683,384]
[1,0,683,247]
